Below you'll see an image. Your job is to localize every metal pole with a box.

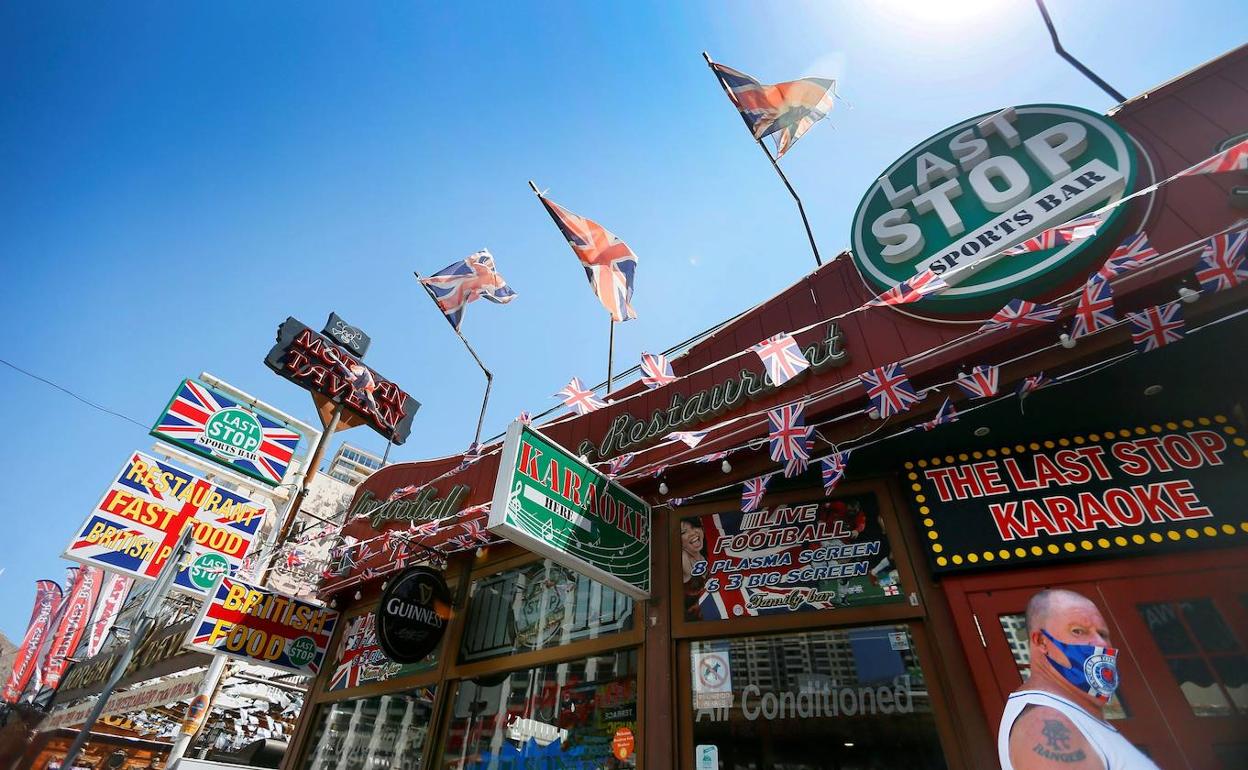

[701,52,822,268]
[415,272,494,447]
[59,526,195,769]
[259,402,344,586]
[1033,0,1127,103]
[165,655,227,765]
[606,318,615,394]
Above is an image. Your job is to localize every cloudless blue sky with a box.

[2,1,1245,639]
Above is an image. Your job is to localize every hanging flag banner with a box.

[186,577,339,676]
[63,451,268,595]
[851,104,1137,315]
[151,378,303,487]
[909,415,1248,573]
[41,567,104,691]
[264,317,419,444]
[680,493,902,622]
[2,580,63,703]
[490,422,651,600]
[85,573,132,658]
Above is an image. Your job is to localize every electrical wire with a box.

[0,358,150,430]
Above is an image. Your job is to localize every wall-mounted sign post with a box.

[489,422,651,600]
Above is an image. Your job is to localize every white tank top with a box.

[998,690,1162,770]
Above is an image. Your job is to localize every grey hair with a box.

[1025,588,1094,633]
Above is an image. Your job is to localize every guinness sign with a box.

[377,567,452,664]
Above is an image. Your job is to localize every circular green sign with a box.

[850,104,1137,315]
[203,407,264,458]
[188,552,229,590]
[287,636,318,668]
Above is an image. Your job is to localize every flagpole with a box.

[415,272,493,447]
[702,51,823,268]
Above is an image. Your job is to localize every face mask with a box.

[1041,629,1119,703]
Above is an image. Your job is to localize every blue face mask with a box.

[1042,629,1119,703]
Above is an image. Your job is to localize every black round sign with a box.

[377,567,452,664]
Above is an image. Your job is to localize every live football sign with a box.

[63,451,268,595]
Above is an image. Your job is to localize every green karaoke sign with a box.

[489,422,651,600]
[851,104,1137,314]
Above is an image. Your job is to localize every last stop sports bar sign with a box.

[909,416,1248,573]
[851,104,1136,314]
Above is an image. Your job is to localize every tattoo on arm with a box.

[1032,719,1087,763]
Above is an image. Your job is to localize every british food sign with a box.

[851,104,1137,314]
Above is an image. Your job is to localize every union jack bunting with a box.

[1097,232,1159,281]
[668,498,688,507]
[1128,302,1185,352]
[859,362,922,419]
[1016,372,1053,398]
[921,398,959,431]
[821,451,851,495]
[538,195,638,322]
[639,352,677,389]
[708,60,836,159]
[767,402,813,477]
[605,453,635,477]
[517,410,532,425]
[741,475,772,513]
[979,299,1062,333]
[1071,276,1116,339]
[955,365,1000,399]
[556,377,607,415]
[1195,230,1248,293]
[651,464,669,479]
[697,450,732,463]
[751,333,810,386]
[448,518,492,551]
[419,249,517,330]
[668,430,708,449]
[867,269,948,307]
[388,484,420,502]
[1176,137,1248,177]
[1003,213,1103,255]
[409,519,441,539]
[284,550,305,569]
[152,379,301,486]
[459,442,483,470]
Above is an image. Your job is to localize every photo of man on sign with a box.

[999,589,1160,770]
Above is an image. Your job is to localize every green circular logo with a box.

[287,636,317,668]
[850,104,1137,315]
[188,553,229,590]
[202,407,264,458]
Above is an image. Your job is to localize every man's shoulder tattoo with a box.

[1032,718,1087,764]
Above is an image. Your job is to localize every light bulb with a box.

[354,590,362,601]
[1059,333,1076,349]
[1178,286,1199,304]
[658,481,669,495]
[721,459,732,473]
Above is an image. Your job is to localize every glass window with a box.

[1138,599,1247,716]
[301,688,436,770]
[459,560,633,664]
[690,625,947,769]
[439,650,638,769]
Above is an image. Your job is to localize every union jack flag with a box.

[668,430,708,449]
[955,365,999,399]
[1176,137,1248,177]
[448,517,492,551]
[152,379,301,486]
[388,484,420,502]
[668,497,688,507]
[708,60,836,159]
[821,451,850,495]
[921,398,959,431]
[604,453,635,477]
[409,519,441,539]
[344,363,380,415]
[284,550,305,569]
[741,475,772,513]
[1195,230,1248,293]
[651,464,669,479]
[1097,232,1158,281]
[538,195,638,322]
[419,249,517,330]
[640,352,677,389]
[517,411,533,425]
[979,299,1062,333]
[1128,302,1185,352]
[1071,276,1116,339]
[459,442,483,470]
[556,377,607,415]
[1016,372,1053,398]
[859,362,922,419]
[697,450,731,464]
[751,333,810,386]
[1003,213,1103,255]
[867,269,948,307]
[767,402,813,477]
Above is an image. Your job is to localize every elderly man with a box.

[998,588,1160,770]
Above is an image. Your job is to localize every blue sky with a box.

[1,1,1244,639]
